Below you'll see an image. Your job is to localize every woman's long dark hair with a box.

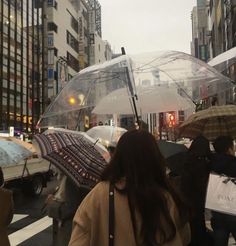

[102,129,186,245]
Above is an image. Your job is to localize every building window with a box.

[48,68,54,80]
[54,1,58,9]
[89,34,95,44]
[54,47,58,57]
[48,0,54,6]
[48,34,54,46]
[67,52,79,72]
[48,22,58,33]
[71,16,78,33]
[48,49,54,65]
[66,31,79,53]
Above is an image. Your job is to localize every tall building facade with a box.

[0,0,48,134]
[191,0,236,107]
[191,0,209,61]
[86,0,112,65]
[46,0,112,99]
[46,0,84,98]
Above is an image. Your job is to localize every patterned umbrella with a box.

[34,131,108,189]
[178,105,236,141]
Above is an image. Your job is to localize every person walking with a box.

[0,167,14,246]
[180,135,213,246]
[210,136,236,246]
[69,129,190,246]
[43,172,89,246]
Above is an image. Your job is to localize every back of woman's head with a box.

[102,129,167,187]
[102,129,185,245]
[189,135,210,157]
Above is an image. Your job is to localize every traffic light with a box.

[167,112,176,127]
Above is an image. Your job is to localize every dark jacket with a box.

[0,188,13,246]
[210,153,236,224]
[211,153,236,177]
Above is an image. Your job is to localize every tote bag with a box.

[205,173,236,215]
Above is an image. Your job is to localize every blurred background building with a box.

[0,0,48,135]
[191,0,236,108]
[0,0,112,134]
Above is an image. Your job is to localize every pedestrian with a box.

[180,135,213,246]
[0,166,14,246]
[43,171,89,246]
[210,136,236,246]
[69,129,190,246]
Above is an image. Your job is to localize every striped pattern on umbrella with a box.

[179,105,236,141]
[34,132,107,189]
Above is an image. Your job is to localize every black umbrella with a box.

[157,140,188,174]
[157,140,188,159]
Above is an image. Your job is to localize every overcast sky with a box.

[98,0,196,55]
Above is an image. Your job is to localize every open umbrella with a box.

[86,125,127,147]
[157,140,188,174]
[43,128,110,162]
[34,130,109,189]
[37,50,233,129]
[157,140,188,159]
[178,105,236,141]
[92,86,194,115]
[0,140,33,166]
[208,47,236,72]
[0,137,36,154]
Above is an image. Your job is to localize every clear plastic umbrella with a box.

[86,126,127,147]
[37,50,233,129]
[208,47,236,72]
[0,140,33,166]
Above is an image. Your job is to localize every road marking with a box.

[11,214,28,224]
[9,216,52,246]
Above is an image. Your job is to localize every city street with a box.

[1,0,236,245]
[8,179,58,246]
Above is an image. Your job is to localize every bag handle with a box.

[109,183,115,246]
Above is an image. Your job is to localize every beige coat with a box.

[0,188,13,246]
[69,181,190,246]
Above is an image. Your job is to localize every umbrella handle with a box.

[94,139,99,146]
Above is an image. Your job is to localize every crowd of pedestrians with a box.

[1,129,236,246]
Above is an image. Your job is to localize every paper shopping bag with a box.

[205,173,236,215]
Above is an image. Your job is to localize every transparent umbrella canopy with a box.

[38,50,233,129]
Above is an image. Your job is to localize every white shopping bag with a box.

[205,173,236,215]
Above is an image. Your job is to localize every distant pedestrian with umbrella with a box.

[43,171,90,246]
[210,136,236,246]
[69,129,190,246]
[0,167,14,246]
[180,135,213,246]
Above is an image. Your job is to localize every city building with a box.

[191,0,209,61]
[46,0,83,99]
[86,0,112,65]
[0,0,48,134]
[191,0,236,107]
[46,0,112,99]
